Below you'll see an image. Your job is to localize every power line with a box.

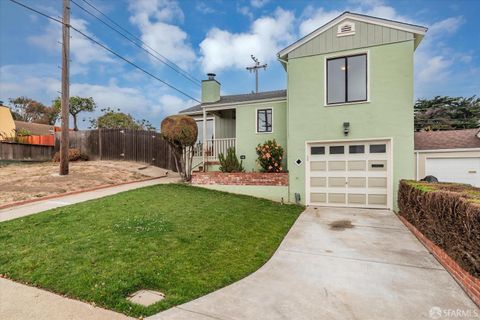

[77,0,200,86]
[7,0,200,103]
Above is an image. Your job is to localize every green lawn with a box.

[0,184,302,317]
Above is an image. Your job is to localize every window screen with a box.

[257,109,272,133]
[327,54,367,104]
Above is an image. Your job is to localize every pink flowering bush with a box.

[256,139,285,173]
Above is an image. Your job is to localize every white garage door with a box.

[307,140,392,209]
[426,157,480,187]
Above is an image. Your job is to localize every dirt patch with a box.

[0,161,168,207]
[329,220,354,231]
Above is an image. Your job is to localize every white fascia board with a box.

[414,148,480,153]
[278,12,427,59]
[201,97,287,111]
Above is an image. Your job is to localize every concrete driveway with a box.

[150,207,479,320]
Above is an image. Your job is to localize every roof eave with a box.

[277,11,428,59]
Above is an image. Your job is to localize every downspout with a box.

[278,55,291,202]
[415,151,419,180]
[202,107,207,172]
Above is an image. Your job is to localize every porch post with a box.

[202,107,207,172]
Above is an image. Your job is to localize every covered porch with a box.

[192,107,236,170]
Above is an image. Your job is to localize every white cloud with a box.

[27,17,113,70]
[128,0,196,69]
[196,2,215,14]
[299,6,343,36]
[428,16,464,37]
[251,0,270,9]
[199,8,295,72]
[237,5,254,20]
[0,63,195,129]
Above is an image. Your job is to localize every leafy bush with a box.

[256,139,284,173]
[218,147,244,173]
[52,148,89,162]
[398,180,480,277]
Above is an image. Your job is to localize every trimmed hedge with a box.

[398,180,480,278]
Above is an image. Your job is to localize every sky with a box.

[1,0,479,130]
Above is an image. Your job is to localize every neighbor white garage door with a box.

[425,157,480,187]
[307,140,392,209]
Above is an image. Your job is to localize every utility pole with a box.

[60,0,70,175]
[246,55,267,93]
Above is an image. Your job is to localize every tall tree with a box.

[8,97,60,125]
[414,95,480,131]
[89,107,155,130]
[53,96,96,131]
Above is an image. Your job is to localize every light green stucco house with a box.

[179,12,427,210]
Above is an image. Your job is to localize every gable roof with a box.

[414,129,480,150]
[278,11,428,60]
[179,90,287,115]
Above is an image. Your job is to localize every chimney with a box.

[201,73,220,103]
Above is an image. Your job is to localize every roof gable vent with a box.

[337,21,355,37]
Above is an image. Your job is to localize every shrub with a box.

[398,180,480,277]
[256,139,284,173]
[52,148,88,162]
[218,147,244,173]
[160,115,198,181]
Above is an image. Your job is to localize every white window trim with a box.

[323,50,370,107]
[255,107,274,134]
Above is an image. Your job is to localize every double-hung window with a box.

[257,108,272,133]
[326,54,367,105]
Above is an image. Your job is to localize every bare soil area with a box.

[0,161,168,207]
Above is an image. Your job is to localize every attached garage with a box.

[306,139,392,209]
[415,129,480,187]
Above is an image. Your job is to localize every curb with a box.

[399,215,480,307]
[0,176,167,211]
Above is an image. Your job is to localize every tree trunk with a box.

[73,114,78,131]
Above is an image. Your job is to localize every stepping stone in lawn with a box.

[127,290,165,306]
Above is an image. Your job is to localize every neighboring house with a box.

[179,12,428,209]
[415,129,480,187]
[14,121,55,136]
[0,105,16,140]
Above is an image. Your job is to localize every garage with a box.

[425,157,480,187]
[415,129,480,187]
[306,139,392,209]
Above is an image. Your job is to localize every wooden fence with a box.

[0,142,54,161]
[54,129,177,171]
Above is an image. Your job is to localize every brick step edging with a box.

[398,215,480,307]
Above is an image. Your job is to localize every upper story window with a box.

[257,108,272,133]
[326,54,367,105]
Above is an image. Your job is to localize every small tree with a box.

[161,115,198,181]
[89,107,155,130]
[256,139,284,173]
[9,96,60,124]
[53,96,96,131]
[218,147,244,173]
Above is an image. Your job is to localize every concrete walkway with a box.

[149,207,479,320]
[0,176,181,223]
[0,277,134,320]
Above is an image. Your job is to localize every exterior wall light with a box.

[343,122,350,136]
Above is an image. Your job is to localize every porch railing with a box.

[193,138,236,159]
